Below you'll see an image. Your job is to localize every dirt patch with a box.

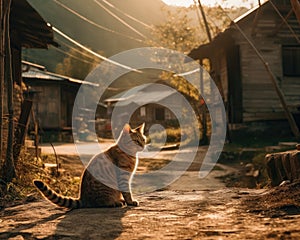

[1,150,300,239]
[244,181,300,218]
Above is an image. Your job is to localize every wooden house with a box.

[0,0,57,158]
[3,0,57,119]
[22,61,99,142]
[189,0,300,131]
[104,84,183,132]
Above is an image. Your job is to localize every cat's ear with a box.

[123,123,131,133]
[136,123,145,134]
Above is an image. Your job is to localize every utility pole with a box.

[196,0,231,143]
[196,0,213,145]
[198,0,212,42]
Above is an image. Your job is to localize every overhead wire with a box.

[50,45,99,65]
[55,37,101,62]
[52,0,144,43]
[93,0,147,39]
[52,26,142,73]
[101,0,153,29]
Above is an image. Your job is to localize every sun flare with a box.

[161,0,259,8]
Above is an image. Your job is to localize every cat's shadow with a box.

[55,207,128,239]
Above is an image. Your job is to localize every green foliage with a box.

[55,47,101,79]
[149,126,199,147]
[149,8,202,103]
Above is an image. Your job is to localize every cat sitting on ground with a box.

[34,123,146,209]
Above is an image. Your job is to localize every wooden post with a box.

[0,0,4,161]
[13,100,33,164]
[2,0,16,182]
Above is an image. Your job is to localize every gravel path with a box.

[1,147,300,239]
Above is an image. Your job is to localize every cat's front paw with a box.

[128,200,139,207]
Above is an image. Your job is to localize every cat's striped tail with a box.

[33,180,82,209]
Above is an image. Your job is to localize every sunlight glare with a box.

[161,0,258,8]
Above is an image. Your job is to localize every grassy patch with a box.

[0,152,172,207]
[138,158,171,172]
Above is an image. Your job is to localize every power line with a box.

[93,0,147,39]
[102,0,153,29]
[55,37,101,62]
[52,26,142,73]
[23,47,96,66]
[50,45,99,65]
[52,0,144,43]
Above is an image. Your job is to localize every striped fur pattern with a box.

[34,123,146,209]
[33,180,82,208]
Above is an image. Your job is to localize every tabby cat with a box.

[34,123,146,209]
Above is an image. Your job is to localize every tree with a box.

[149,8,203,53]
[149,8,204,99]
[148,8,208,143]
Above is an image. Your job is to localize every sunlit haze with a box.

[162,0,260,8]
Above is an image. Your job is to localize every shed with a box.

[189,0,300,130]
[104,84,184,131]
[22,61,98,142]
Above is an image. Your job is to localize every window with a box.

[155,108,165,121]
[282,46,300,77]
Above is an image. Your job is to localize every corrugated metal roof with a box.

[22,70,64,81]
[22,62,99,86]
[105,84,150,102]
[105,84,177,106]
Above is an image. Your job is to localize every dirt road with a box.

[1,147,300,239]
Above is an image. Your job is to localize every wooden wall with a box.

[231,1,300,122]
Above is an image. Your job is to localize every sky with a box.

[161,0,260,8]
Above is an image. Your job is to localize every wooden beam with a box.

[2,0,16,182]
[291,0,300,26]
[270,9,293,36]
[251,0,262,36]
[269,0,300,44]
[13,100,33,164]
